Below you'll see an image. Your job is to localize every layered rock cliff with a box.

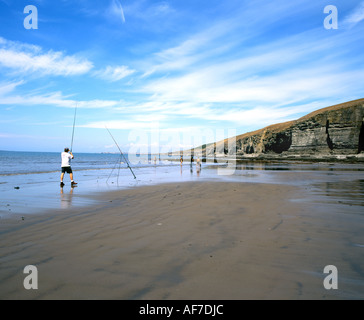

[201,98,364,158]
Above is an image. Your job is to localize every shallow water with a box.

[1,152,364,217]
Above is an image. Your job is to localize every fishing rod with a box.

[106,153,124,185]
[70,103,78,152]
[105,126,137,179]
[107,156,120,183]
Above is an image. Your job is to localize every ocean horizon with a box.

[0,150,185,177]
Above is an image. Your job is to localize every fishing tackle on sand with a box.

[105,126,137,179]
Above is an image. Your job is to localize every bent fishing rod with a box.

[70,103,78,152]
[105,126,137,179]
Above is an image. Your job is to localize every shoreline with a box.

[1,160,364,218]
[170,152,364,164]
[1,178,364,299]
[235,152,364,163]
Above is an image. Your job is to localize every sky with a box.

[0,0,364,153]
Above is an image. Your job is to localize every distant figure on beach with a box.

[60,148,77,187]
[180,155,183,165]
[190,155,194,165]
[196,157,201,176]
[154,156,157,165]
[196,157,201,167]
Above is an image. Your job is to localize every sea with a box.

[1,150,364,217]
[0,150,217,216]
[0,150,164,176]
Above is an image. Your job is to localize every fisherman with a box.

[60,148,77,187]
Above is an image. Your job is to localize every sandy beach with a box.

[1,177,363,300]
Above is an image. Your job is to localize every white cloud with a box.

[0,65,119,110]
[132,14,364,129]
[344,2,364,26]
[140,19,238,78]
[95,65,135,81]
[82,120,148,130]
[107,0,125,23]
[0,38,93,76]
[81,112,168,130]
[0,87,119,109]
[0,80,24,96]
[142,67,336,105]
[124,0,174,21]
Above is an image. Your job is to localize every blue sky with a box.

[0,0,364,153]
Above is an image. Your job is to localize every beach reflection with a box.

[60,186,74,209]
[180,162,202,177]
[314,179,364,207]
[196,163,201,177]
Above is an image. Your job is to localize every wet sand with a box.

[0,179,364,300]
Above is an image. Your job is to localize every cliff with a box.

[198,98,364,159]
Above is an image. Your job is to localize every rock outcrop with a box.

[201,98,364,158]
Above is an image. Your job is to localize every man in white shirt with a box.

[60,148,77,187]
